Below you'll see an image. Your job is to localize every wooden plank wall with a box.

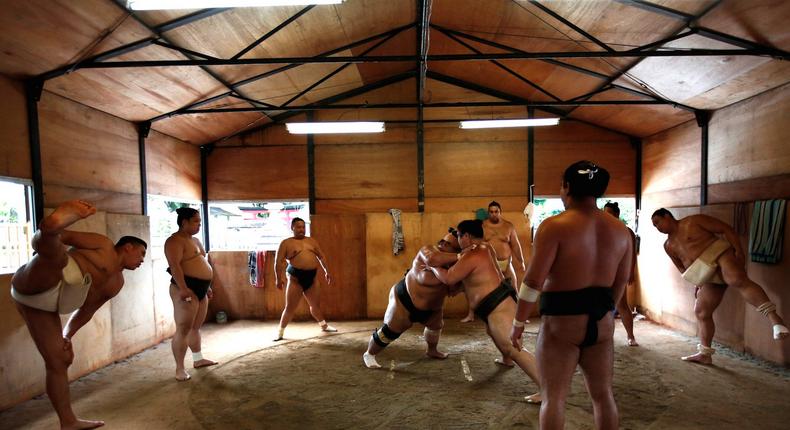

[0,75,30,180]
[535,121,635,196]
[39,91,141,214]
[145,130,201,200]
[637,84,790,365]
[208,214,367,321]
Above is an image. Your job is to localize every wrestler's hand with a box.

[62,335,73,352]
[179,288,195,303]
[509,325,523,349]
[206,287,214,300]
[325,273,332,286]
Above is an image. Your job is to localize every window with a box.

[208,201,309,251]
[0,178,34,274]
[532,197,636,231]
[147,195,202,253]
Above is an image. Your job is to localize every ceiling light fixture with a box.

[286,121,385,134]
[127,0,343,10]
[459,118,560,129]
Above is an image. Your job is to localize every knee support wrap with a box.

[756,301,776,317]
[372,323,401,348]
[423,327,441,344]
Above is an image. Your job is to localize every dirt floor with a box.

[1,317,789,430]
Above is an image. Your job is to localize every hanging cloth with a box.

[389,208,405,255]
[749,199,786,264]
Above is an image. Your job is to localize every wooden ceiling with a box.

[0,0,787,144]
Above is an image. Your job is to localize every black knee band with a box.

[372,323,401,348]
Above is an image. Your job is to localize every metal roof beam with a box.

[528,0,615,52]
[231,6,315,60]
[435,26,562,101]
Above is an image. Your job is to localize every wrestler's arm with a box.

[274,240,288,289]
[418,245,458,267]
[164,237,193,301]
[62,275,122,341]
[200,241,215,299]
[664,241,686,273]
[696,215,744,260]
[60,230,114,250]
[429,253,475,285]
[312,239,332,285]
[612,231,634,305]
[516,220,558,322]
[508,225,527,280]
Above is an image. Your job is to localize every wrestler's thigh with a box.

[424,309,444,330]
[695,284,726,313]
[11,254,65,295]
[302,282,322,305]
[486,308,519,353]
[578,318,615,397]
[385,302,413,334]
[537,317,582,394]
[15,303,70,365]
[717,251,747,284]
[284,278,305,305]
[169,283,198,325]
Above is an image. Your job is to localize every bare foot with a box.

[273,336,284,342]
[41,200,96,233]
[460,315,474,323]
[62,419,105,430]
[193,358,218,368]
[681,352,712,365]
[627,338,639,347]
[426,350,448,359]
[363,352,381,369]
[175,369,191,381]
[494,358,515,367]
[524,393,542,404]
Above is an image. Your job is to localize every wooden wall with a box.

[0,74,30,180]
[638,84,790,365]
[39,91,141,214]
[145,129,201,200]
[208,214,367,321]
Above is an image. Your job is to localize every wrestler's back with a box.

[70,245,120,290]
[461,247,505,308]
[542,210,630,293]
[405,258,448,311]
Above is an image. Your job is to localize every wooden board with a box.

[315,198,418,214]
[642,119,700,195]
[315,143,417,199]
[145,130,201,200]
[708,83,790,184]
[47,44,230,122]
[313,123,416,145]
[0,0,150,78]
[709,173,790,204]
[207,146,308,201]
[151,97,269,146]
[0,75,31,179]
[310,214,367,319]
[534,122,634,196]
[43,185,141,215]
[424,140,528,197]
[39,91,142,212]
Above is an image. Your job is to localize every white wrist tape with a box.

[518,282,540,302]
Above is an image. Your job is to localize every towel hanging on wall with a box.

[389,208,405,255]
[749,199,786,264]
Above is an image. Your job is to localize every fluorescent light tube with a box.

[459,118,560,129]
[286,122,385,134]
[128,0,343,10]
